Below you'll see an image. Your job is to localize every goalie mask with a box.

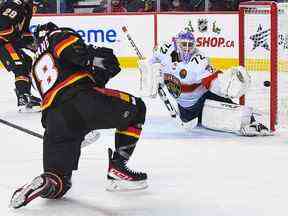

[173,31,196,63]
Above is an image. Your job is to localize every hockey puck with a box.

[263,81,270,87]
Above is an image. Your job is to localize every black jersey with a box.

[0,0,33,43]
[32,28,94,110]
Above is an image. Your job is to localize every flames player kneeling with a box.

[10,22,148,209]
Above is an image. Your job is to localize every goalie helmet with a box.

[173,31,196,63]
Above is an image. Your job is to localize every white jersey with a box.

[149,42,215,108]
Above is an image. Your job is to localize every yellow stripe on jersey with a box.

[4,43,20,61]
[54,35,79,58]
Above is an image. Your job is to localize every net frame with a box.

[239,1,278,131]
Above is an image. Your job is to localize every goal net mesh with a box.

[240,2,288,130]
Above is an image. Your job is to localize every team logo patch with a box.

[164,74,182,98]
[179,69,187,79]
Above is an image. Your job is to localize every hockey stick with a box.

[157,83,178,118]
[0,117,100,147]
[121,26,144,90]
[0,117,43,139]
[121,26,144,60]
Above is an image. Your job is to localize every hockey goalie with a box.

[139,30,271,136]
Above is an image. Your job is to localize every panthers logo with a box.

[164,74,182,98]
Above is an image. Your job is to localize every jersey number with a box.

[191,54,205,64]
[2,8,18,19]
[160,43,171,54]
[34,54,58,94]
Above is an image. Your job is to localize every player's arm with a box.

[51,30,120,87]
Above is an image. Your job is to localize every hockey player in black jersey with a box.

[10,22,148,209]
[0,0,41,112]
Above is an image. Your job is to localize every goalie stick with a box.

[157,83,178,118]
[121,26,144,90]
[0,117,99,148]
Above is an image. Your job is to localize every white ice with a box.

[0,69,288,216]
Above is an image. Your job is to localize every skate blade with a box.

[81,130,101,148]
[239,129,274,137]
[106,179,148,192]
[10,176,44,209]
[18,106,41,113]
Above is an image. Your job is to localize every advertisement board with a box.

[31,14,155,68]
[157,13,239,69]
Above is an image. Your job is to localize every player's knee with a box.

[133,97,146,125]
[41,171,72,199]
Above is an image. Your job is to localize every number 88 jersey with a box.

[31,29,94,110]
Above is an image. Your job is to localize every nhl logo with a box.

[198,19,208,33]
[179,69,187,79]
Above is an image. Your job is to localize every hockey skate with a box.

[106,148,148,192]
[240,122,272,136]
[17,93,41,113]
[10,175,48,209]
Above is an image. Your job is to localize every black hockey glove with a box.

[87,45,121,87]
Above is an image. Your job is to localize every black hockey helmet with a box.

[34,22,59,42]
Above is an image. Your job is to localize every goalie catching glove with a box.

[87,45,121,87]
[210,66,252,99]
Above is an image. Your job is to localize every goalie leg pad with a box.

[201,99,253,133]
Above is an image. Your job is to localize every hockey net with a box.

[239,1,288,131]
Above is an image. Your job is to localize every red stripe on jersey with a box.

[181,83,201,93]
[201,72,219,89]
[117,127,141,139]
[93,87,130,103]
[0,25,14,36]
[41,71,92,110]
[4,43,20,60]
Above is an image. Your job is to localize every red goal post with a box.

[239,1,280,131]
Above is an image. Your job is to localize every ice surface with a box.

[0,69,288,216]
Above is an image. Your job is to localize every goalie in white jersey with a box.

[140,30,270,136]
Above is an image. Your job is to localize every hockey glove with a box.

[88,45,121,87]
